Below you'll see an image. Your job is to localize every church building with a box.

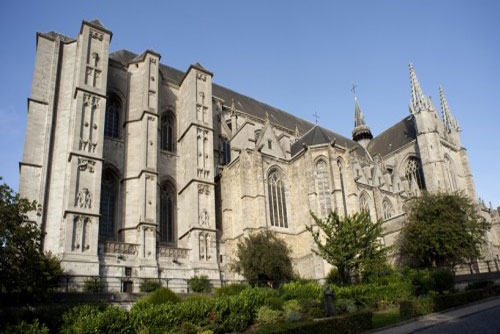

[19,20,500,291]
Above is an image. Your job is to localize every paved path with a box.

[372,296,500,334]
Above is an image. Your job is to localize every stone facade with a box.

[19,20,500,291]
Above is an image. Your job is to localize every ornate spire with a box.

[439,86,459,132]
[352,97,372,144]
[409,62,429,113]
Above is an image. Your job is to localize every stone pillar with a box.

[61,21,112,275]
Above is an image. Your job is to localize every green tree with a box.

[398,192,490,268]
[0,178,63,300]
[306,211,390,285]
[232,230,294,286]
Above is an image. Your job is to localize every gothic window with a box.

[104,94,121,138]
[359,193,370,215]
[159,182,175,244]
[268,140,272,149]
[382,199,394,220]
[99,169,118,239]
[160,112,175,152]
[267,168,288,228]
[316,159,332,217]
[337,158,348,216]
[444,156,457,191]
[222,138,231,165]
[405,157,426,191]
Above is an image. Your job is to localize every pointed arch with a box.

[99,167,119,239]
[315,158,332,217]
[382,198,394,220]
[104,93,121,139]
[405,156,426,192]
[160,109,176,152]
[159,181,176,244]
[359,191,371,215]
[267,167,288,228]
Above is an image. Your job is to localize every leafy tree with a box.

[306,211,390,285]
[0,178,63,301]
[398,192,490,268]
[232,230,294,286]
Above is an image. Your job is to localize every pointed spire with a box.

[409,62,429,113]
[439,86,459,132]
[294,124,300,138]
[352,97,372,145]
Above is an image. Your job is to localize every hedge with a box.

[254,310,372,334]
[400,285,500,320]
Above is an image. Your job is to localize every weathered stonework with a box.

[19,20,500,291]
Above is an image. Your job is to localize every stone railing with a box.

[100,241,139,256]
[157,246,189,259]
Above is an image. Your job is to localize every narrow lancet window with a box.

[267,168,288,228]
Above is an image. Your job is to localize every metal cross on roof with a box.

[312,112,320,124]
[351,83,358,96]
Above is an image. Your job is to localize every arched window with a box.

[160,112,175,152]
[316,160,332,217]
[405,157,426,192]
[267,168,288,228]
[383,199,394,220]
[444,156,457,191]
[104,94,121,138]
[359,193,370,215]
[221,137,231,165]
[159,182,175,244]
[99,169,118,239]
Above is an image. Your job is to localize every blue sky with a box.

[0,0,498,206]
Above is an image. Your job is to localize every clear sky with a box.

[0,0,498,206]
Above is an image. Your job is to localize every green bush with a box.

[278,281,322,301]
[132,287,181,311]
[83,278,104,293]
[256,306,283,324]
[326,267,341,285]
[409,269,432,296]
[282,300,303,322]
[430,268,455,294]
[140,279,162,293]
[399,297,434,320]
[1,319,49,334]
[215,283,248,297]
[267,296,286,310]
[189,275,212,293]
[335,299,357,314]
[253,310,372,334]
[298,299,323,319]
[332,282,413,308]
[60,304,132,334]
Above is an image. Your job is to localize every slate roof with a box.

[38,31,76,43]
[367,116,417,158]
[109,50,408,159]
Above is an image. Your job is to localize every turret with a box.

[352,97,372,148]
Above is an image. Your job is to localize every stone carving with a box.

[150,58,157,64]
[89,29,103,41]
[197,184,210,195]
[76,188,92,209]
[80,94,100,152]
[197,72,207,81]
[102,241,139,255]
[199,233,206,260]
[199,209,209,226]
[158,246,189,259]
[78,158,95,173]
[72,215,91,252]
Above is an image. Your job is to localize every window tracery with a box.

[104,94,120,138]
[383,199,394,220]
[267,168,288,228]
[359,193,370,215]
[160,112,175,152]
[444,156,457,191]
[99,169,117,239]
[405,157,426,192]
[316,160,332,217]
[160,182,175,244]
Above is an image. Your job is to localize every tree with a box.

[306,211,390,285]
[0,178,63,301]
[232,230,294,286]
[398,192,490,268]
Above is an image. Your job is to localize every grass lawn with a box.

[371,307,401,329]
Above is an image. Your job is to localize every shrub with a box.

[215,283,248,297]
[132,287,180,311]
[1,319,49,334]
[326,267,341,285]
[400,297,434,320]
[189,275,212,293]
[409,269,432,296]
[83,278,104,293]
[282,300,303,322]
[60,305,132,334]
[253,310,372,334]
[256,306,283,324]
[430,268,455,294]
[335,299,357,314]
[140,279,162,292]
[267,297,286,310]
[332,282,413,308]
[278,281,322,301]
